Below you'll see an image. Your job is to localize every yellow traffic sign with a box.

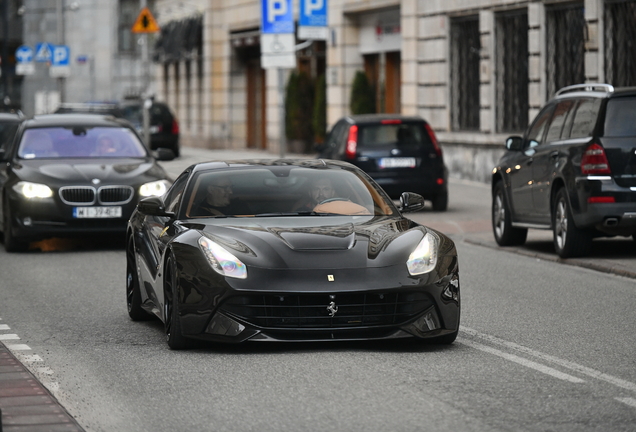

[131,7,160,33]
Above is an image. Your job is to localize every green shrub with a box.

[350,71,376,114]
[285,71,315,151]
[312,73,327,143]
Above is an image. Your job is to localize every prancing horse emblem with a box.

[327,301,338,317]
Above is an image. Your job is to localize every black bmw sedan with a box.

[126,159,461,349]
[0,114,174,252]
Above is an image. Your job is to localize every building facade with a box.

[20,0,157,116]
[155,0,635,181]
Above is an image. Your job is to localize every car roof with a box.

[22,113,135,129]
[341,114,427,125]
[553,83,636,101]
[0,112,23,122]
[187,159,355,174]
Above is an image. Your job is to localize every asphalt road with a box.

[1,147,635,431]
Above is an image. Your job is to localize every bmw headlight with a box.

[139,180,170,197]
[13,181,53,199]
[406,232,438,275]
[198,237,247,279]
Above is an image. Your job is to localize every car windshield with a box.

[183,166,397,218]
[359,123,428,147]
[604,97,636,137]
[17,126,147,159]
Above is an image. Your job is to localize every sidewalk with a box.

[0,343,84,432]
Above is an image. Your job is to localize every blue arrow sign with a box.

[52,45,70,66]
[300,0,327,27]
[261,0,294,34]
[34,42,53,62]
[16,45,34,63]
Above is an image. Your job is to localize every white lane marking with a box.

[5,344,31,350]
[0,324,10,330]
[36,366,55,375]
[0,333,20,340]
[462,327,636,393]
[458,339,585,383]
[616,398,636,409]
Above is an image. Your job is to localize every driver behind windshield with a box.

[293,177,337,211]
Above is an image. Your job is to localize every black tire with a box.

[172,145,180,158]
[431,192,448,212]
[492,181,527,246]
[164,253,190,350]
[552,188,592,258]
[126,235,153,321]
[3,199,28,252]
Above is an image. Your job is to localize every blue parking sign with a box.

[261,0,294,34]
[52,45,70,66]
[300,0,327,27]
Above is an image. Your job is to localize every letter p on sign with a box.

[268,0,287,23]
[305,0,324,16]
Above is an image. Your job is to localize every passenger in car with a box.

[190,176,251,216]
[21,131,59,159]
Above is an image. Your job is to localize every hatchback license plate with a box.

[379,157,416,168]
[73,206,122,218]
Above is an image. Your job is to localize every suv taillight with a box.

[424,123,442,156]
[581,143,611,175]
[345,125,358,160]
[171,119,180,135]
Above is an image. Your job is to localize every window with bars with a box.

[546,4,585,98]
[495,11,529,133]
[605,0,636,87]
[450,16,480,131]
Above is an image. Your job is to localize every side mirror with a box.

[137,196,174,217]
[505,136,523,151]
[153,148,176,161]
[399,192,425,213]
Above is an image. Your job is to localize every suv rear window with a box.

[358,123,429,147]
[604,97,636,137]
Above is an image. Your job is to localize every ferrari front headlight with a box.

[198,237,247,279]
[13,181,53,199]
[139,180,170,197]
[406,232,438,275]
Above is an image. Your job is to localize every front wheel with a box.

[431,192,448,212]
[492,182,527,246]
[164,253,190,350]
[552,188,592,258]
[126,235,152,321]
[2,199,28,252]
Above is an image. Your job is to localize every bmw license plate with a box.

[379,157,416,168]
[73,206,122,218]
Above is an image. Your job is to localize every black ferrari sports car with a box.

[0,114,174,251]
[126,159,460,349]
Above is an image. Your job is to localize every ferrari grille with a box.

[220,291,432,329]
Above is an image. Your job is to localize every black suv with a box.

[491,83,636,258]
[317,114,448,211]
[120,100,180,157]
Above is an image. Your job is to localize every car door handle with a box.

[550,151,559,159]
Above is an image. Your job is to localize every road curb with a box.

[465,237,636,280]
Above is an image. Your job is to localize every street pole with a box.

[278,68,285,158]
[2,0,8,107]
[140,0,150,148]
[56,0,65,103]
